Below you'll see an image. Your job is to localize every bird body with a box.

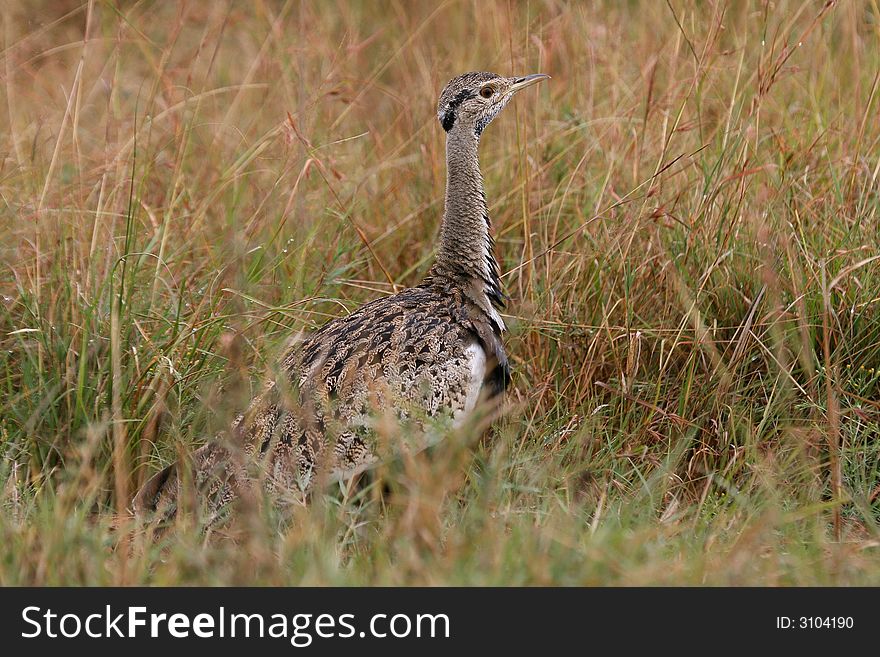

[133,71,548,516]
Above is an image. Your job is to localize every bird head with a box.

[437,71,549,137]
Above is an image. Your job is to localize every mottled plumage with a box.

[133,71,549,517]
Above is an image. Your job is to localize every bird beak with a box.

[509,73,550,94]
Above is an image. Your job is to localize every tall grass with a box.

[1,0,879,584]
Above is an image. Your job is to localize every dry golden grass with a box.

[1,0,879,584]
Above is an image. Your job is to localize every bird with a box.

[132,71,550,518]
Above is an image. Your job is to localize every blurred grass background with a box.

[2,0,880,584]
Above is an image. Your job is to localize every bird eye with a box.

[479,86,494,99]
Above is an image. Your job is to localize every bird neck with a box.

[430,128,505,331]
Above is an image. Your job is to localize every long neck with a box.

[432,128,504,327]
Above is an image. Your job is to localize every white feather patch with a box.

[455,342,487,427]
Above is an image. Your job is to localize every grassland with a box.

[1,0,879,585]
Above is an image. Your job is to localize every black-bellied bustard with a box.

[133,71,549,516]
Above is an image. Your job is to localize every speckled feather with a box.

[134,279,507,516]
